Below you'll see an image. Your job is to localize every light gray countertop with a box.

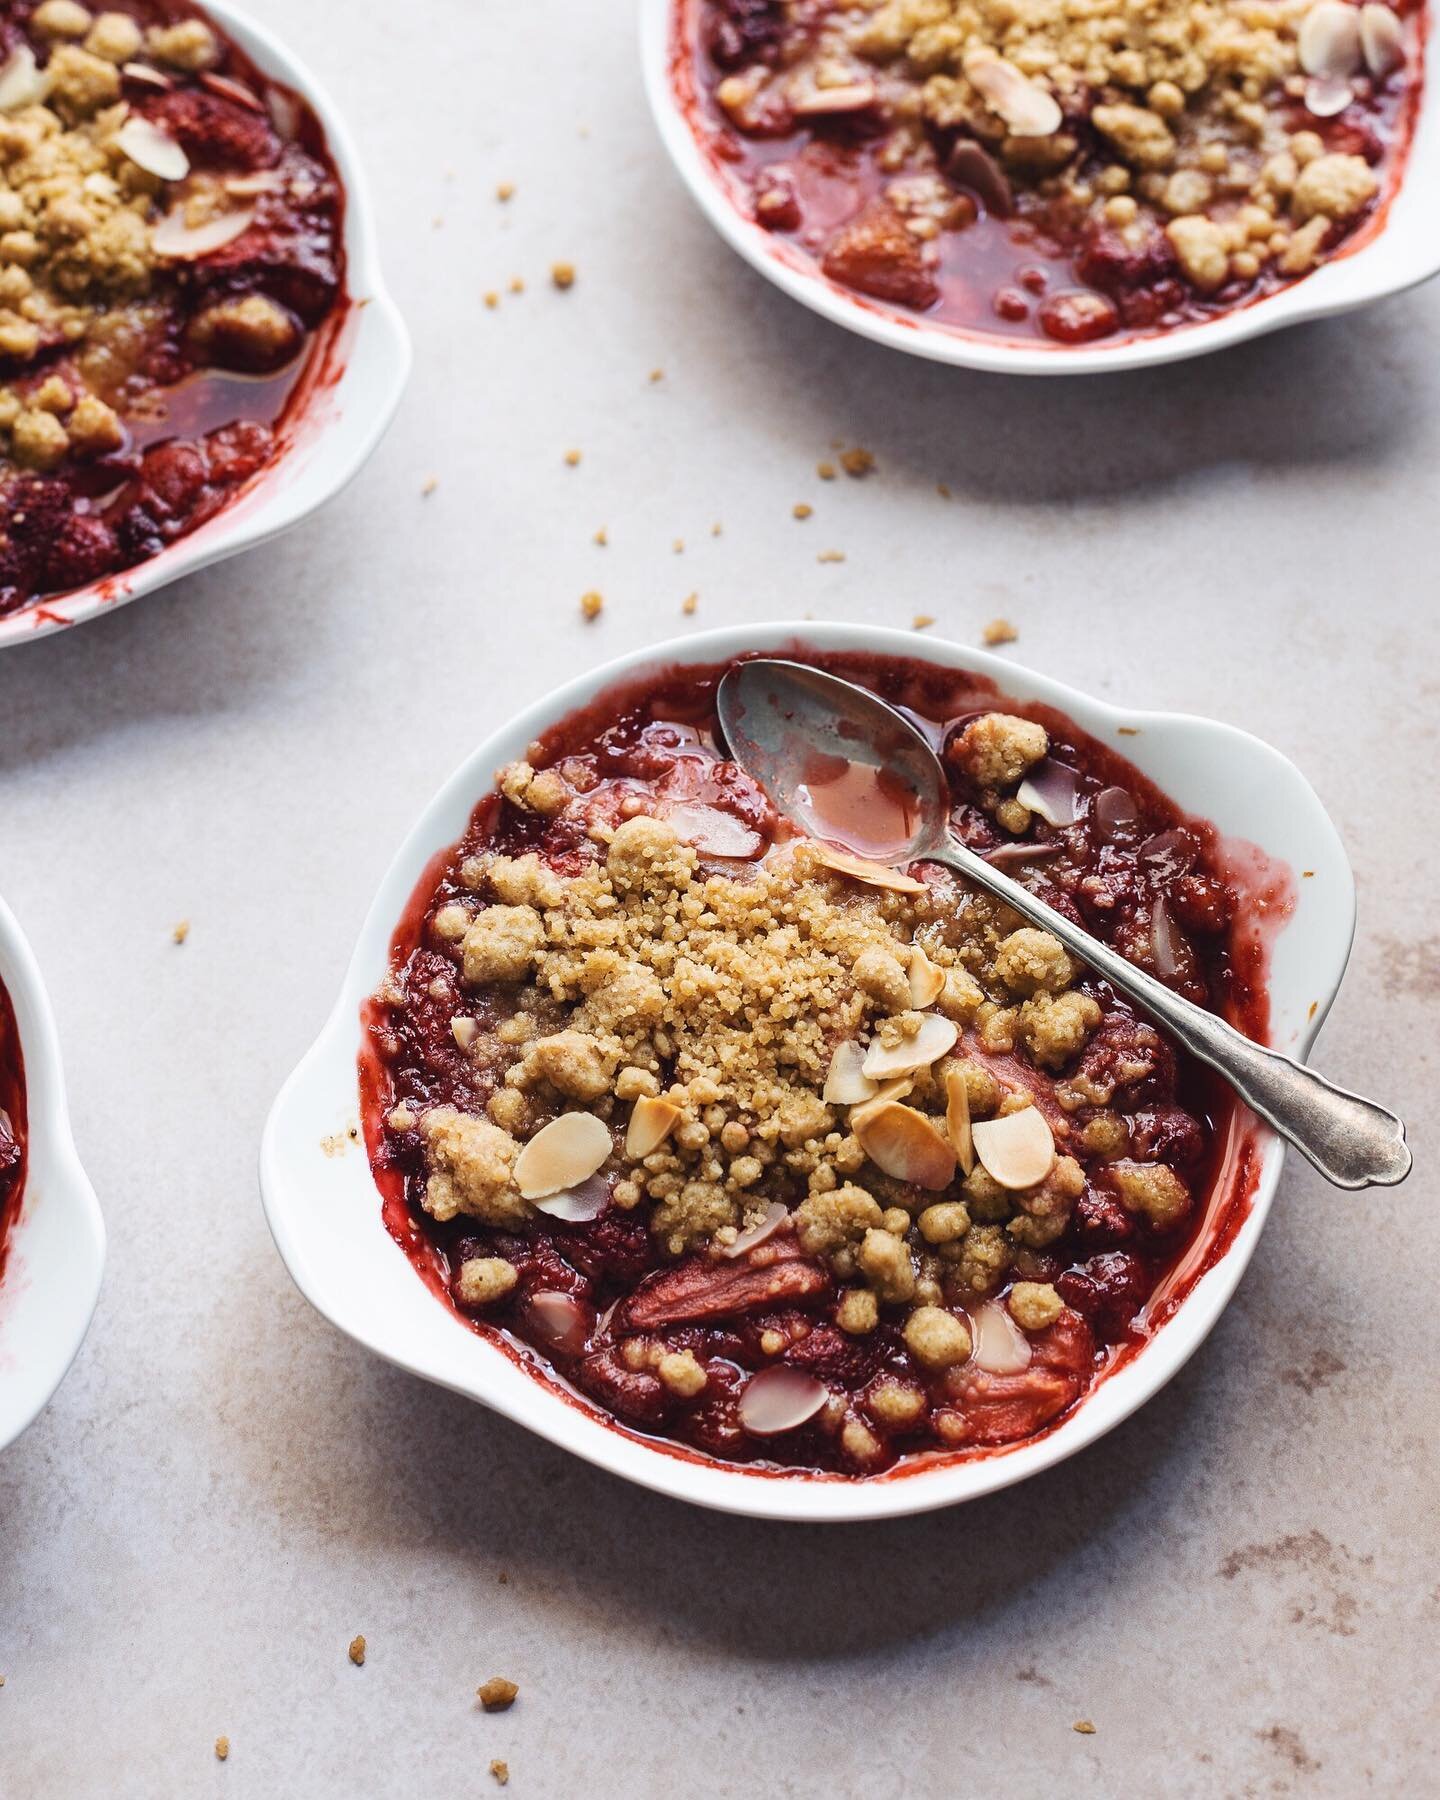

[0,2,1435,1795]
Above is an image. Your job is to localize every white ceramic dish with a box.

[261,622,1355,1521]
[641,0,1438,376]
[0,0,411,652]
[0,895,105,1452]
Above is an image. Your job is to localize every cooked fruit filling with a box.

[680,0,1421,343]
[362,654,1271,1477]
[0,0,346,615]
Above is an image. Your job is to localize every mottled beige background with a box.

[0,1,1436,1795]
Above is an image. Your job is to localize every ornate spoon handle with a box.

[932,841,1411,1192]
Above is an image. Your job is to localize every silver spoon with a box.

[717,658,1411,1192]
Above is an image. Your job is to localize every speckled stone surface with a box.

[0,2,1436,1795]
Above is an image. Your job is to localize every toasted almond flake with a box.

[962,49,1062,136]
[970,1300,1033,1374]
[721,1200,790,1260]
[224,169,287,196]
[1016,760,1080,828]
[201,71,264,112]
[451,1016,478,1051]
[944,1067,975,1177]
[0,46,46,112]
[514,1111,611,1198]
[861,1014,958,1081]
[823,1039,878,1106]
[738,1365,827,1435]
[971,1107,1055,1190]
[1304,73,1354,114]
[848,1077,913,1132]
[662,802,762,858]
[151,205,255,260]
[908,945,946,1008]
[808,842,926,894]
[122,61,172,90]
[1360,2,1405,75]
[532,1172,611,1223]
[526,1291,589,1357]
[854,1102,957,1190]
[625,1095,680,1159]
[792,80,877,115]
[1299,1,1363,77]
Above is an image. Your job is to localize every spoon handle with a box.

[931,842,1411,1192]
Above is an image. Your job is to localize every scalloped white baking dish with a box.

[260,622,1356,1521]
[0,0,410,650]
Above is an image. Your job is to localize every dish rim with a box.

[640,0,1439,377]
[0,0,412,652]
[0,893,105,1454]
[260,619,1356,1521]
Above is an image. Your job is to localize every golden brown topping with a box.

[456,1256,519,1308]
[903,1304,972,1369]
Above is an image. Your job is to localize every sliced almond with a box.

[908,945,946,1009]
[1015,760,1080,828]
[625,1095,680,1160]
[1304,74,1354,115]
[117,117,190,182]
[848,1077,913,1132]
[122,61,173,91]
[450,1016,479,1052]
[514,1111,612,1199]
[526,1291,590,1358]
[944,1067,975,1177]
[1298,1,1363,78]
[0,45,46,113]
[808,841,927,895]
[150,205,256,261]
[792,81,877,115]
[862,1014,958,1081]
[1359,2,1404,77]
[738,1365,827,1435]
[854,1102,957,1190]
[970,1107,1055,1190]
[532,1172,611,1223]
[662,802,761,859]
[823,1040,878,1106]
[963,49,1062,137]
[224,169,288,197]
[969,1300,1033,1374]
[201,71,265,112]
[721,1200,790,1260]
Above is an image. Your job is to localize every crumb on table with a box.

[682,593,698,615]
[496,182,515,201]
[580,591,603,621]
[1073,1720,1097,1735]
[793,503,813,520]
[490,1761,510,1786]
[563,449,581,467]
[983,618,1018,646]
[840,447,875,478]
[912,613,935,630]
[172,920,190,945]
[478,1677,519,1712]
[551,262,576,290]
[348,1634,366,1666]
[215,1736,230,1761]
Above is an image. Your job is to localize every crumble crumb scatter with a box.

[711,521,723,536]
[673,537,685,553]
[983,618,1018,646]
[348,1634,366,1666]
[793,502,813,520]
[649,367,664,382]
[912,613,935,629]
[490,1761,510,1786]
[1073,1720,1097,1735]
[682,592,698,614]
[551,261,576,289]
[509,276,524,294]
[818,548,846,563]
[215,1736,229,1761]
[563,449,581,467]
[840,447,875,477]
[594,526,608,546]
[817,460,837,480]
[172,920,190,945]
[421,476,439,498]
[484,292,499,309]
[478,1677,519,1712]
[937,483,952,499]
[496,182,515,202]
[580,591,603,621]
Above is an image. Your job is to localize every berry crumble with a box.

[361,652,1280,1477]
[677,0,1421,344]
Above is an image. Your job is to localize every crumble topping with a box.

[477,1677,519,1711]
[390,714,1162,1340]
